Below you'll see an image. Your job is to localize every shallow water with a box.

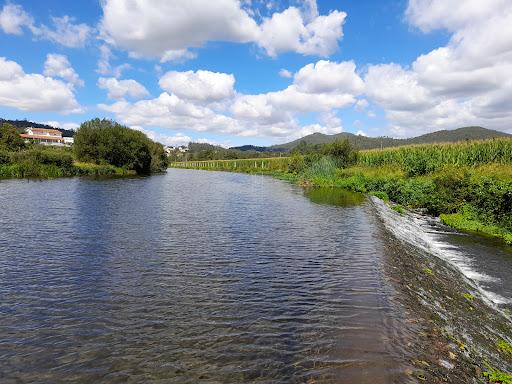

[0,169,413,383]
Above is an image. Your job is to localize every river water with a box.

[0,169,509,383]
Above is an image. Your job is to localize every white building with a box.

[20,127,74,146]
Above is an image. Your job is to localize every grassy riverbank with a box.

[0,147,135,178]
[171,138,512,245]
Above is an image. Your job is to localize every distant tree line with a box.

[169,142,286,162]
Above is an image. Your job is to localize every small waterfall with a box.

[370,196,512,307]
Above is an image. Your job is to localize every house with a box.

[63,137,74,145]
[19,127,66,146]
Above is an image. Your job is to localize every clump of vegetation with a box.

[321,139,358,168]
[497,339,512,356]
[369,191,389,201]
[483,365,512,384]
[422,267,434,275]
[74,118,167,174]
[463,293,475,301]
[392,205,406,215]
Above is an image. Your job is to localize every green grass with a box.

[440,205,512,245]
[483,366,512,384]
[497,339,512,356]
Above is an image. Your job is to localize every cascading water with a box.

[370,196,512,310]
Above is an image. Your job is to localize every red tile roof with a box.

[20,134,63,141]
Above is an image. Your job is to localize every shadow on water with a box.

[304,187,365,207]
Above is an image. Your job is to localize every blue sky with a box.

[0,0,510,147]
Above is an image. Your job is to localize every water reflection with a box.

[304,187,365,207]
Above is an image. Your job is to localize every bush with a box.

[322,139,358,168]
[0,150,10,164]
[10,148,74,169]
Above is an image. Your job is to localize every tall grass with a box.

[357,138,512,176]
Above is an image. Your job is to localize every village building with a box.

[19,127,72,146]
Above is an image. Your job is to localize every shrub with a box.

[322,139,358,168]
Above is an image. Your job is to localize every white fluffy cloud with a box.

[405,0,509,32]
[99,0,346,60]
[159,70,235,102]
[294,60,363,94]
[44,54,83,87]
[257,7,345,57]
[0,57,81,113]
[363,0,512,135]
[0,3,32,34]
[100,59,362,140]
[100,0,259,59]
[98,77,149,100]
[0,3,91,47]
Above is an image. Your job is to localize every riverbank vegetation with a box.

[0,119,167,179]
[171,138,512,245]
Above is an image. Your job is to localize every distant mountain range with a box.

[231,126,511,152]
[0,119,75,137]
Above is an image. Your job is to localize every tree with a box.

[74,119,167,174]
[0,123,25,151]
[322,139,358,168]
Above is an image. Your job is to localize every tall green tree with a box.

[0,123,25,151]
[74,118,167,174]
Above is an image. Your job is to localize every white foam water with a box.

[370,197,512,307]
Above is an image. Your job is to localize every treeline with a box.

[0,119,167,178]
[169,142,285,162]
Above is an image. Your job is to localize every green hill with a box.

[269,126,511,152]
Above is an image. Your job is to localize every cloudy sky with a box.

[1,0,511,147]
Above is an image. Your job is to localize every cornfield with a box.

[171,157,292,172]
[357,138,512,175]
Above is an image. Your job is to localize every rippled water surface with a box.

[0,169,410,383]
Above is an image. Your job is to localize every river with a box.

[0,169,510,383]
